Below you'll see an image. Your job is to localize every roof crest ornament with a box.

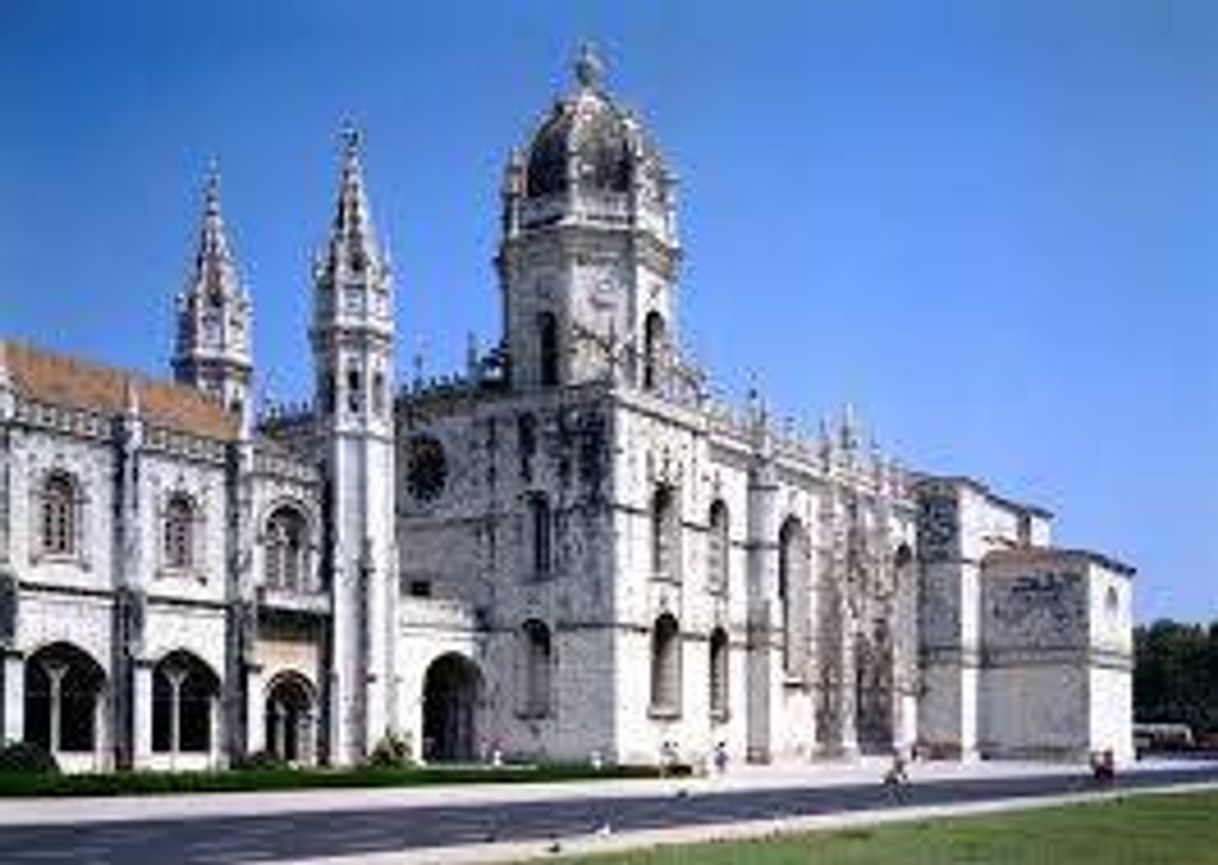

[574,41,604,91]
[340,121,362,166]
[204,156,222,219]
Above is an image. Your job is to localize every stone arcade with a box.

[0,49,1133,771]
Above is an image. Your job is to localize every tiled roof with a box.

[0,340,239,441]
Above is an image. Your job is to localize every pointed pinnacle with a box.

[204,157,222,218]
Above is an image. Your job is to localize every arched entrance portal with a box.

[265,673,316,764]
[422,653,483,763]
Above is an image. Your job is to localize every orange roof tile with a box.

[1,340,239,441]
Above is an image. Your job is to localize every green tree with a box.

[1134,619,1218,735]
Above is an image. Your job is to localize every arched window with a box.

[643,311,665,392]
[538,312,559,387]
[517,412,537,481]
[265,506,309,592]
[152,651,219,754]
[163,494,195,571]
[321,372,336,414]
[528,493,552,578]
[650,613,681,716]
[778,517,810,678]
[372,369,386,417]
[651,485,678,582]
[41,472,77,556]
[24,643,105,754]
[709,627,729,721]
[346,366,362,413]
[707,500,729,595]
[520,619,553,718]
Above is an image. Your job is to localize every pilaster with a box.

[2,649,24,743]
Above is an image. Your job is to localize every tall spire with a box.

[319,123,383,281]
[173,160,253,426]
[308,124,397,765]
[192,159,240,298]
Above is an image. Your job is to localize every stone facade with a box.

[0,48,1134,772]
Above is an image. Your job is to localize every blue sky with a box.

[1,1,1214,622]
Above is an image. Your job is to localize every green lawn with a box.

[542,790,1218,865]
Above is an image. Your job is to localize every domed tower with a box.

[498,45,681,392]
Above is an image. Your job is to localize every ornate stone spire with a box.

[173,160,253,426]
[191,160,240,299]
[317,123,384,283]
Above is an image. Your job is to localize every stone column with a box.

[166,669,185,770]
[132,660,153,769]
[94,690,107,771]
[209,693,220,767]
[245,662,265,756]
[837,611,859,757]
[300,710,316,765]
[744,437,779,764]
[1,650,24,743]
[45,662,65,754]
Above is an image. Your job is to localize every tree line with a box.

[1134,619,1218,735]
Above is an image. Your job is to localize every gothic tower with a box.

[310,127,398,764]
[173,165,253,429]
[498,45,681,393]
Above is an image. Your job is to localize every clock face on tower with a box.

[405,435,447,503]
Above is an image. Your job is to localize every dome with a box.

[521,46,663,200]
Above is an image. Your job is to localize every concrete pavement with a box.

[0,758,1214,864]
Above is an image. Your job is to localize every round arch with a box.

[264,671,317,764]
[421,653,484,763]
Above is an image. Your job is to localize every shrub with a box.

[233,750,288,771]
[366,732,414,769]
[0,741,59,775]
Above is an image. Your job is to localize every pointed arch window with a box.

[372,369,386,417]
[709,627,729,721]
[265,506,310,592]
[649,613,682,717]
[163,493,196,571]
[346,367,362,413]
[527,493,552,579]
[707,500,729,595]
[778,517,811,679]
[538,312,559,387]
[520,619,553,718]
[651,484,679,582]
[643,311,665,392]
[40,471,79,557]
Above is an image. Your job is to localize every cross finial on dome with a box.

[574,42,604,89]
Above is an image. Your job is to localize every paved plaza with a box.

[0,758,1215,863]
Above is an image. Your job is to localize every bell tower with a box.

[497,46,681,393]
[173,164,253,430]
[310,126,398,764]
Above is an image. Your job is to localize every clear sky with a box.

[2,1,1214,623]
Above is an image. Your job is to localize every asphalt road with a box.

[1,764,1216,864]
